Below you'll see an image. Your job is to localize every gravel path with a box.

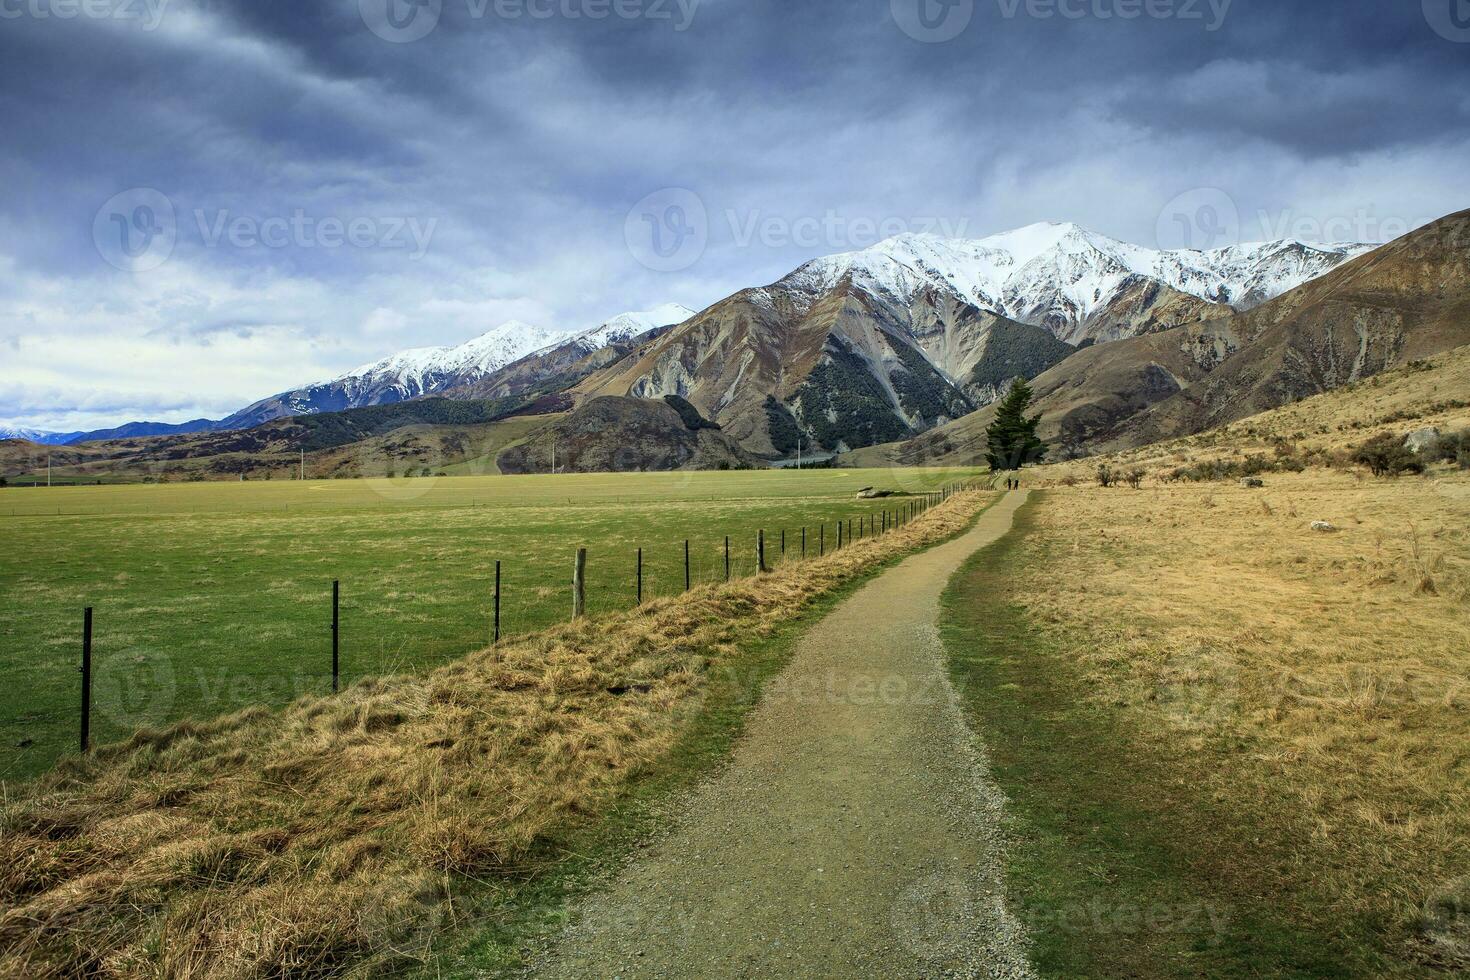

[529,492,1035,979]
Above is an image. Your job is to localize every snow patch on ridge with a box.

[790,222,1372,332]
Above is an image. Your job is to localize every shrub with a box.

[1096,463,1117,488]
[1123,468,1146,490]
[1352,433,1425,478]
[1422,428,1468,466]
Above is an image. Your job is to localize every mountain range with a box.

[569,223,1371,455]
[12,216,1459,471]
[861,208,1470,466]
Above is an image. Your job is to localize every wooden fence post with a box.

[724,536,730,581]
[758,530,766,573]
[820,525,825,556]
[80,607,92,754]
[781,529,786,556]
[684,539,691,592]
[331,580,340,694]
[573,548,587,619]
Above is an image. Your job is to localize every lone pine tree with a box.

[984,378,1047,471]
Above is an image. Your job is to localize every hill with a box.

[496,396,758,474]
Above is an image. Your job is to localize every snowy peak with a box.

[786,223,1373,343]
[336,319,566,391]
[564,303,695,353]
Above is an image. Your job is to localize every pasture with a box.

[0,466,979,783]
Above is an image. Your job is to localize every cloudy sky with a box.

[1,0,1466,432]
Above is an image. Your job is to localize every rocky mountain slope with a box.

[573,224,1367,457]
[863,209,1470,466]
[496,395,756,474]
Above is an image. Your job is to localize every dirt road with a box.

[531,491,1034,979]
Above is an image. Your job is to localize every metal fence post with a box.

[332,580,340,693]
[80,608,92,754]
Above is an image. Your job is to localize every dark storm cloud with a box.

[0,0,1465,429]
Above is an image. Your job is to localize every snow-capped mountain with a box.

[580,222,1379,455]
[0,425,60,443]
[788,223,1372,344]
[218,310,694,431]
[220,320,567,429]
[558,303,696,355]
[331,320,567,399]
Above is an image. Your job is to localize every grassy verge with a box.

[0,490,988,978]
[941,495,1420,978]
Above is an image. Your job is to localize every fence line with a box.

[60,483,980,757]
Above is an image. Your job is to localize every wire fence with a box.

[1,484,978,783]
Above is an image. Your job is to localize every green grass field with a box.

[0,466,977,784]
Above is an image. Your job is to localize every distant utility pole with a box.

[47,454,51,488]
[551,434,558,475]
[797,438,802,471]
[299,450,305,482]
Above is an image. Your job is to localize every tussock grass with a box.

[0,493,986,978]
[1007,471,1470,971]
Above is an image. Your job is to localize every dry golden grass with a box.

[1010,466,1470,968]
[1031,343,1470,486]
[0,492,988,978]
